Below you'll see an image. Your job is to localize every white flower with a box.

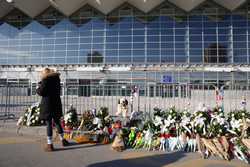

[231,120,242,130]
[219,129,222,133]
[32,120,35,123]
[195,117,205,126]
[242,113,245,116]
[154,116,162,126]
[164,119,171,127]
[35,117,39,121]
[181,117,190,126]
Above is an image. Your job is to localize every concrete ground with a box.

[0,120,249,167]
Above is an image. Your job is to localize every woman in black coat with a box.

[36,68,69,151]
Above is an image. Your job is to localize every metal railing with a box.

[0,82,249,121]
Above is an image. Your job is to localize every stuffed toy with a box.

[143,128,154,151]
[127,128,136,146]
[102,126,110,144]
[116,98,128,118]
[133,132,144,149]
[159,134,166,151]
[111,129,125,152]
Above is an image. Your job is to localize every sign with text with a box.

[162,75,173,83]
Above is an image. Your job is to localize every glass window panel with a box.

[106,43,118,49]
[44,45,54,50]
[79,50,89,57]
[204,35,216,41]
[54,51,65,57]
[66,57,78,64]
[120,30,132,36]
[54,57,66,64]
[79,31,91,36]
[80,38,91,43]
[234,42,247,49]
[79,44,91,49]
[93,31,104,36]
[67,51,78,57]
[190,42,202,48]
[161,43,174,49]
[148,29,159,35]
[119,50,131,56]
[56,32,66,38]
[233,28,246,34]
[133,36,144,42]
[106,56,118,63]
[147,36,159,42]
[190,29,202,35]
[93,37,104,43]
[120,37,131,42]
[175,36,185,41]
[175,29,186,35]
[189,21,202,28]
[92,44,103,49]
[55,38,66,44]
[106,37,118,43]
[148,42,159,49]
[31,45,42,51]
[133,30,144,36]
[133,43,144,49]
[44,39,54,45]
[161,35,174,42]
[233,21,247,27]
[133,50,144,56]
[106,50,118,57]
[133,56,145,63]
[120,43,132,49]
[106,30,119,36]
[175,43,185,48]
[67,44,79,50]
[204,28,216,35]
[190,35,202,41]
[55,44,66,50]
[68,37,79,44]
[233,35,246,41]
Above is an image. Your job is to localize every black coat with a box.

[36,73,62,120]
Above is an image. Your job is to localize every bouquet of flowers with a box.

[17,102,44,127]
[93,107,113,129]
[208,107,228,138]
[162,107,180,135]
[180,109,192,135]
[64,105,78,129]
[191,110,210,137]
[230,137,249,164]
[227,109,250,137]
[78,110,95,131]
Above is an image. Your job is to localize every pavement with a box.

[0,120,249,167]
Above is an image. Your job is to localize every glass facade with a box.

[0,2,249,65]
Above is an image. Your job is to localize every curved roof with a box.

[0,0,247,18]
[0,0,248,29]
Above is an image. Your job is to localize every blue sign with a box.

[162,75,173,83]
